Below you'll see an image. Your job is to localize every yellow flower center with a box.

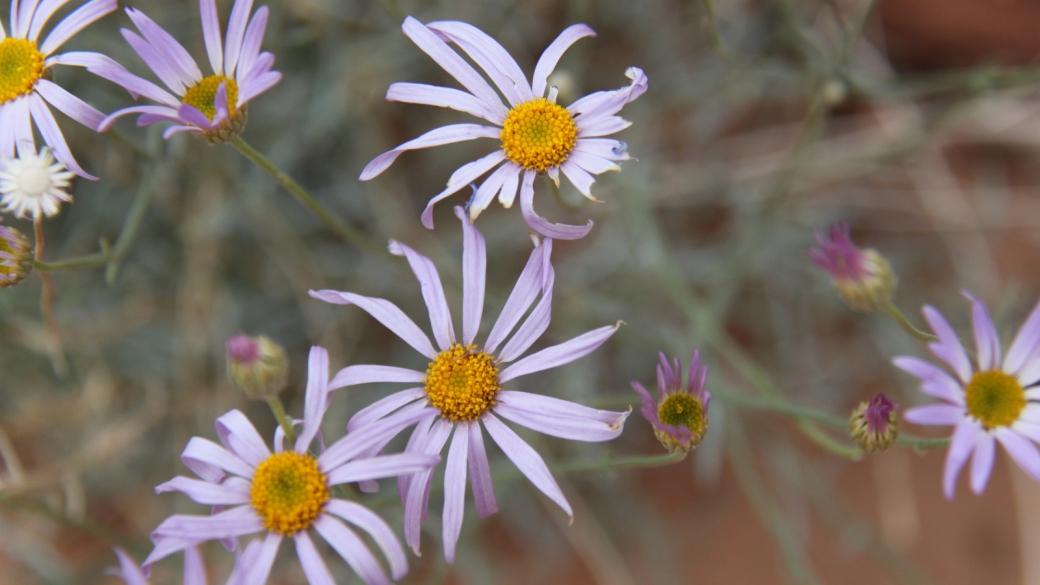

[965,370,1026,430]
[182,75,239,121]
[500,98,578,172]
[424,344,501,422]
[658,393,704,432]
[0,38,44,105]
[249,452,329,535]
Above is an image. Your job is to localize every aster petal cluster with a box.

[632,351,711,453]
[310,207,629,561]
[95,0,281,143]
[0,0,117,178]
[895,291,1040,498]
[146,346,439,584]
[360,17,647,240]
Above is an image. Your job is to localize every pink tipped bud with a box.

[850,393,899,452]
[632,350,712,454]
[0,218,33,288]
[226,333,289,400]
[810,222,896,313]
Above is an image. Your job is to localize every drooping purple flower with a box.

[810,221,896,313]
[895,291,1040,499]
[145,346,439,585]
[631,351,710,453]
[309,206,629,562]
[359,17,647,240]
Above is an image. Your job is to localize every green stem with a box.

[714,391,849,427]
[34,252,109,272]
[797,420,863,460]
[106,164,160,284]
[230,137,386,258]
[266,396,296,444]
[895,434,950,451]
[884,302,938,343]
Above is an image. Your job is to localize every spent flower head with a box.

[0,0,118,178]
[97,0,282,143]
[226,333,289,400]
[146,346,438,585]
[632,351,711,453]
[849,393,899,452]
[360,18,647,239]
[0,217,32,287]
[309,207,629,561]
[810,222,896,313]
[0,146,74,219]
[895,292,1040,498]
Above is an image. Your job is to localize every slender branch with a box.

[230,137,387,258]
[34,252,109,272]
[106,163,160,284]
[33,217,67,376]
[884,302,938,343]
[266,396,296,444]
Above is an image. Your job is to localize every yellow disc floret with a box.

[500,98,578,172]
[424,344,501,422]
[250,452,329,535]
[0,38,44,105]
[182,75,239,121]
[965,370,1026,430]
[658,393,704,433]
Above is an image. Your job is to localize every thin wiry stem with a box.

[884,302,938,343]
[33,217,66,376]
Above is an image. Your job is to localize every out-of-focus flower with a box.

[632,351,711,453]
[0,147,74,219]
[0,0,117,178]
[849,393,899,452]
[360,18,647,239]
[145,346,439,585]
[0,217,32,287]
[226,333,289,400]
[97,0,281,143]
[895,291,1040,499]
[310,207,629,561]
[810,222,896,313]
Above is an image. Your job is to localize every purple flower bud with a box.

[0,218,33,288]
[810,222,896,313]
[850,393,899,452]
[226,333,289,400]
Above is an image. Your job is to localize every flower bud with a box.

[810,222,896,313]
[632,350,711,454]
[226,333,289,400]
[0,218,33,288]
[850,393,899,452]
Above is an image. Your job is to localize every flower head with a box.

[0,217,32,287]
[309,207,629,561]
[226,333,289,400]
[97,0,282,143]
[810,222,896,313]
[145,346,439,585]
[0,0,118,178]
[632,351,711,453]
[360,18,647,240]
[849,393,899,452]
[0,146,74,219]
[895,291,1040,499]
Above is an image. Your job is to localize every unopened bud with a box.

[810,222,896,313]
[0,218,33,288]
[226,333,288,400]
[850,393,899,452]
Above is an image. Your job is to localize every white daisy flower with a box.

[0,0,118,178]
[0,146,74,219]
[360,17,647,240]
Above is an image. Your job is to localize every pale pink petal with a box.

[150,506,263,542]
[485,239,550,354]
[499,323,620,383]
[466,421,497,518]
[243,533,281,585]
[567,150,621,175]
[963,291,1001,371]
[296,346,330,453]
[443,425,469,563]
[923,305,973,383]
[313,515,391,585]
[970,431,996,494]
[519,170,594,239]
[294,531,335,585]
[52,51,179,106]
[404,419,452,555]
[199,0,223,74]
[112,547,149,585]
[326,453,439,486]
[455,206,486,345]
[996,428,1040,481]
[235,6,269,83]
[496,162,522,208]
[120,29,186,95]
[28,93,93,179]
[569,66,648,123]
[319,406,438,472]
[182,437,254,480]
[34,78,103,129]
[482,413,572,517]
[426,20,533,104]
[215,410,270,467]
[223,0,254,77]
[330,365,424,391]
[577,115,631,138]
[531,24,596,98]
[573,138,630,162]
[497,260,554,363]
[347,388,426,432]
[1005,298,1040,375]
[309,289,437,358]
[944,420,981,500]
[420,150,507,229]
[891,356,964,404]
[387,240,456,351]
[325,500,408,580]
[125,7,202,84]
[360,124,500,181]
[39,0,116,55]
[387,82,505,124]
[236,70,280,106]
[155,476,249,506]
[397,415,435,509]
[28,0,68,42]
[903,403,963,426]
[559,159,597,198]
[498,390,629,425]
[467,159,512,220]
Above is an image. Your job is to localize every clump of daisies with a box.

[360,17,647,239]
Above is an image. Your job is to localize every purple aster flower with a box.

[360,17,647,240]
[309,207,629,561]
[144,346,440,585]
[849,393,899,452]
[95,0,281,143]
[0,216,32,287]
[810,221,896,312]
[894,291,1040,499]
[631,351,710,453]
[0,0,118,178]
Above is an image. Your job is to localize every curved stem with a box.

[230,137,388,258]
[884,302,938,343]
[106,163,160,284]
[33,218,67,376]
[266,396,296,445]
